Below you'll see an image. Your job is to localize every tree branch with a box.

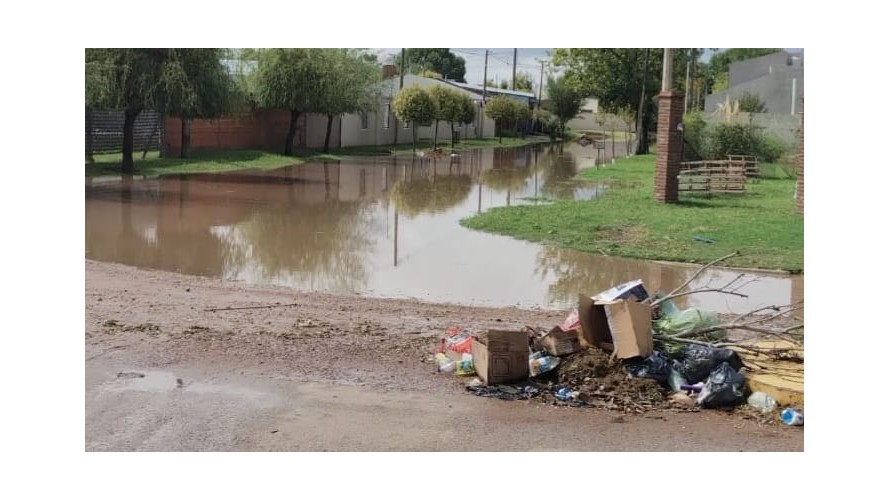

[651,251,741,307]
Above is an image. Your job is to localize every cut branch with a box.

[651,251,741,307]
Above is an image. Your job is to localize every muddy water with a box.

[85,143,802,314]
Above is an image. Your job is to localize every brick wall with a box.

[654,90,685,203]
[163,109,300,156]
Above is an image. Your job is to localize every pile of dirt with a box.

[533,347,674,413]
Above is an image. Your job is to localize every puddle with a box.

[86,142,802,313]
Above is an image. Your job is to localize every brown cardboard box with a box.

[472,330,529,385]
[540,326,581,356]
[577,294,653,359]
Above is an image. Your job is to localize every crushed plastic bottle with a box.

[529,352,560,376]
[435,353,455,373]
[747,391,778,413]
[781,407,804,426]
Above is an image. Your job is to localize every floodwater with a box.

[85,142,803,314]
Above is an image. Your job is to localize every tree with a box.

[737,91,768,113]
[393,85,437,153]
[457,95,477,145]
[545,75,583,138]
[162,49,233,158]
[85,49,190,173]
[485,96,519,142]
[429,86,462,150]
[251,48,323,156]
[405,49,466,82]
[314,49,382,153]
[552,48,696,154]
[514,71,534,92]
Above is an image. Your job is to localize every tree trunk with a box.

[412,124,417,154]
[285,109,300,156]
[450,122,456,149]
[323,114,334,153]
[433,119,439,150]
[180,117,192,159]
[121,107,140,174]
[636,48,651,155]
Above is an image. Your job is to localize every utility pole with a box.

[537,59,546,106]
[481,49,488,138]
[393,48,406,147]
[684,52,691,114]
[512,48,517,90]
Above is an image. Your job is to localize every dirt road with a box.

[85,260,803,451]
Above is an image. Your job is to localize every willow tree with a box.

[85,49,183,173]
[162,48,233,158]
[314,49,382,153]
[251,48,323,156]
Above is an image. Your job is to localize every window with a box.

[360,112,369,130]
[383,104,391,129]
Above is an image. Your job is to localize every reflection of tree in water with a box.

[535,246,693,307]
[537,144,585,200]
[390,174,473,217]
[236,200,377,293]
[85,176,235,277]
[480,148,536,201]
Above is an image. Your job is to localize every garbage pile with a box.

[433,280,804,424]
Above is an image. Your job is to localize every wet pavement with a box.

[85,142,802,313]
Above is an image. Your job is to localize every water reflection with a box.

[85,143,802,312]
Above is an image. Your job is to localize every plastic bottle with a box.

[435,353,455,373]
[747,392,778,413]
[781,407,804,426]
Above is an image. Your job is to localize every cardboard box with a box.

[540,326,581,356]
[577,294,653,359]
[472,330,529,385]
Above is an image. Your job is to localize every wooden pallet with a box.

[678,160,747,195]
[727,154,761,179]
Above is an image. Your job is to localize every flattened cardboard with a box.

[577,294,653,359]
[541,326,581,356]
[472,330,529,385]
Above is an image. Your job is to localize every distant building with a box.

[704,50,804,115]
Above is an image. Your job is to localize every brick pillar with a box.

[654,90,685,202]
[796,96,804,214]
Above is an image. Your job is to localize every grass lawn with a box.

[86,150,302,178]
[461,154,803,272]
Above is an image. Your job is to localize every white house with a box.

[339,74,496,148]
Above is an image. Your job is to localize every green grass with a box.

[86,150,303,178]
[461,154,803,272]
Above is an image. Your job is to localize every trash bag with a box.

[654,303,722,338]
[697,362,748,408]
[455,353,475,376]
[624,350,671,385]
[671,344,743,384]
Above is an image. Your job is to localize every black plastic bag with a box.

[624,350,671,385]
[671,344,742,384]
[697,362,748,408]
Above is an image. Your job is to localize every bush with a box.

[708,123,787,162]
[682,112,708,160]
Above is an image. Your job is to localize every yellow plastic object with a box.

[733,340,804,407]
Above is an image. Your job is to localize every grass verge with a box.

[461,154,803,271]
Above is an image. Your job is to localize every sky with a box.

[374,48,552,89]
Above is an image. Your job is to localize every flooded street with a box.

[85,143,802,314]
